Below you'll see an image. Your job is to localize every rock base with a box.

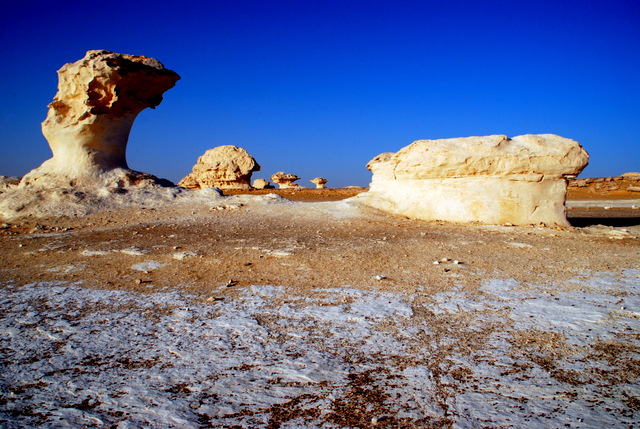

[358,177,571,226]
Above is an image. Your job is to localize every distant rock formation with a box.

[356,134,589,226]
[19,50,180,189]
[271,172,303,189]
[310,177,327,189]
[253,179,273,189]
[179,146,261,190]
[569,172,640,193]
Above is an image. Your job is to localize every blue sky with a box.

[1,0,638,187]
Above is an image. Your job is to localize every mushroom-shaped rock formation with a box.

[179,146,261,190]
[19,50,180,189]
[355,134,589,226]
[270,172,303,189]
[253,179,273,189]
[310,177,328,189]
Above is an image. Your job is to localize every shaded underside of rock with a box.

[178,146,261,190]
[357,134,589,226]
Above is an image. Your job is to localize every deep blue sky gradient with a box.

[1,0,638,187]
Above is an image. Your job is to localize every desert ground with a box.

[1,184,639,427]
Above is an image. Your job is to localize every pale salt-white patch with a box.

[131,261,163,272]
[265,250,293,257]
[46,264,85,273]
[566,199,640,208]
[508,241,533,248]
[0,271,638,427]
[117,246,148,256]
[80,249,108,256]
[173,250,198,260]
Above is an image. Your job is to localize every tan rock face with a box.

[252,179,273,189]
[178,146,260,190]
[0,176,21,191]
[270,172,302,189]
[20,50,179,188]
[357,134,589,226]
[310,177,328,189]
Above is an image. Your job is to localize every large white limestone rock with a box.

[356,134,589,226]
[178,146,261,190]
[19,50,180,189]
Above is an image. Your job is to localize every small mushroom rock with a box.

[252,179,273,189]
[310,177,328,189]
[355,134,589,226]
[178,145,261,190]
[20,50,180,189]
[270,172,303,189]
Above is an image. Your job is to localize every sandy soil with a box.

[1,186,639,427]
[1,189,638,296]
[221,185,640,202]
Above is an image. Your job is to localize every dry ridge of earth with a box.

[1,186,639,427]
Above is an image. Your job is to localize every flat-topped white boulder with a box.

[356,134,589,226]
[179,145,260,190]
[20,50,180,189]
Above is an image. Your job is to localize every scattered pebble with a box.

[373,275,387,280]
[371,416,390,424]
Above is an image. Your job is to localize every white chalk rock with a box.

[356,134,589,226]
[271,172,303,189]
[310,177,328,189]
[252,179,273,189]
[179,145,260,190]
[20,50,180,189]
